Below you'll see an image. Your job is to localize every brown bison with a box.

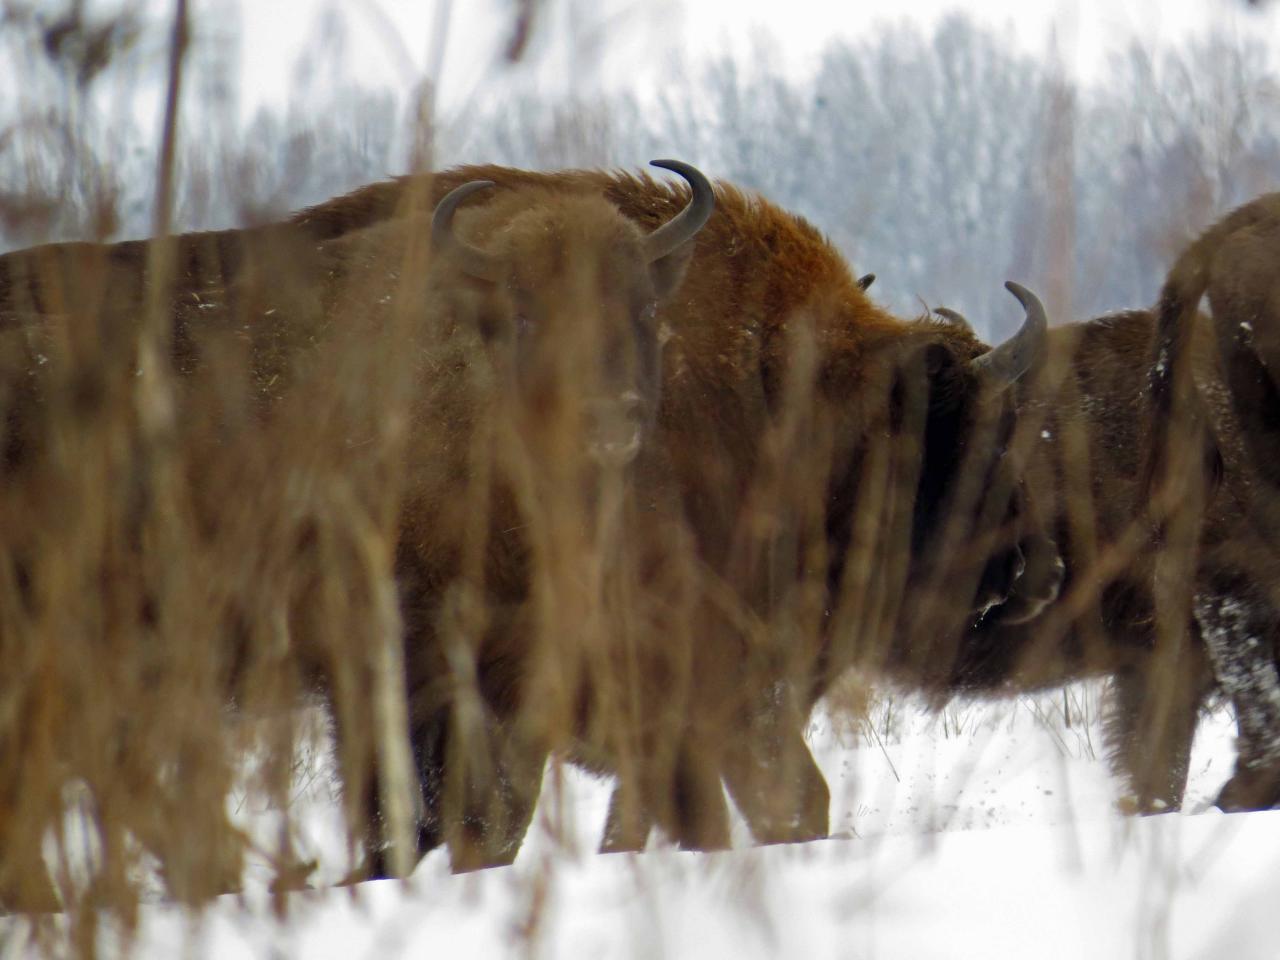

[377,161,719,873]
[0,159,715,898]
[326,168,1062,863]
[285,164,1061,855]
[1146,192,1280,812]
[324,170,1056,863]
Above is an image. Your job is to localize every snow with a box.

[7,692,1278,960]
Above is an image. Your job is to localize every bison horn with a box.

[642,159,715,262]
[431,180,504,283]
[972,281,1047,388]
[857,273,876,291]
[932,306,971,330]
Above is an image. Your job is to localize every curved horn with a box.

[972,281,1047,388]
[642,159,715,262]
[932,306,971,330]
[857,273,876,291]
[431,180,504,283]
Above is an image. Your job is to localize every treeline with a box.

[451,18,1280,338]
[2,11,1279,337]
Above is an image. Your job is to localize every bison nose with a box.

[973,533,1065,628]
[993,534,1065,625]
[583,391,649,466]
[972,541,1028,619]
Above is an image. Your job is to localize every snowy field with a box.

[5,690,1277,960]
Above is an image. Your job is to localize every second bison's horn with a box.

[933,306,971,330]
[431,180,505,283]
[642,159,715,262]
[972,281,1047,388]
[857,273,875,291]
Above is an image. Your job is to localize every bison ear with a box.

[648,240,696,301]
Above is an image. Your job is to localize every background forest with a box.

[3,8,1278,339]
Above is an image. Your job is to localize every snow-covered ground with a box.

[7,689,1278,959]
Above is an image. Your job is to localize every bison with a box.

[377,162,719,873]
[902,305,1219,812]
[308,166,1060,863]
[1146,192,1280,812]
[0,159,715,899]
[934,264,1280,815]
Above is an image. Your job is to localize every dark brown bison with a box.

[1146,192,1280,812]
[936,267,1280,815]
[905,306,1221,812]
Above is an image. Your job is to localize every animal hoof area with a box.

[1115,794,1177,816]
[269,858,319,893]
[1215,769,1280,813]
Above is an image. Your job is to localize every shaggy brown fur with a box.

[0,220,419,910]
[1147,192,1280,811]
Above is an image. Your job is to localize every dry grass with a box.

[0,4,1274,959]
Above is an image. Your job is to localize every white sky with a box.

[223,0,1280,122]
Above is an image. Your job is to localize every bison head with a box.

[912,282,1065,645]
[429,160,713,470]
[822,281,1063,687]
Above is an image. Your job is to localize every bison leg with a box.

[357,703,548,877]
[662,742,732,851]
[441,711,547,873]
[334,665,547,878]
[720,720,829,845]
[601,739,731,853]
[347,711,445,883]
[1107,640,1210,813]
[1194,579,1280,811]
[600,782,654,853]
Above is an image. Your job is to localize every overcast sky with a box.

[215,0,1274,113]
[222,0,1279,120]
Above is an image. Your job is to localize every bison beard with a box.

[1146,192,1280,812]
